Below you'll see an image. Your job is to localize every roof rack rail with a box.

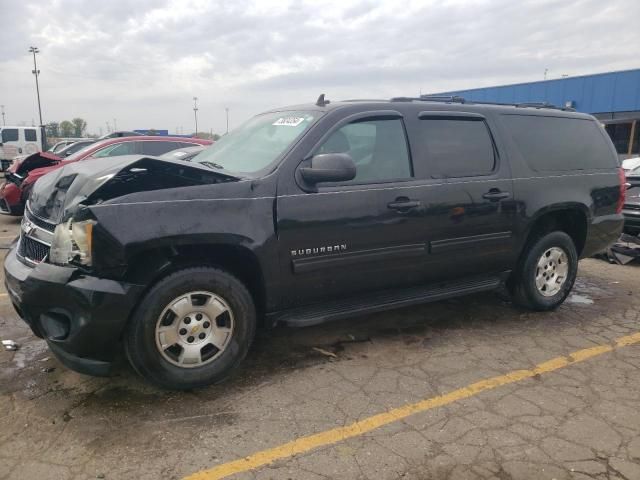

[389,95,575,111]
[515,101,574,111]
[390,95,466,103]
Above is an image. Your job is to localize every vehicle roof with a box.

[269,97,595,120]
[58,136,212,162]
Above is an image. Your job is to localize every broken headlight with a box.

[49,219,95,266]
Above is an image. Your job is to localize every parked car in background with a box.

[54,139,96,158]
[3,97,624,389]
[623,166,640,234]
[159,145,209,162]
[98,131,144,139]
[0,126,43,171]
[622,156,640,172]
[48,138,86,154]
[0,136,212,215]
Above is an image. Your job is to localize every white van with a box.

[0,126,43,170]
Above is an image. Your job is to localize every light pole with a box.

[0,105,5,126]
[113,118,117,131]
[193,97,199,136]
[29,46,43,126]
[225,107,229,134]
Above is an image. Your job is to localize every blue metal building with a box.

[436,68,640,157]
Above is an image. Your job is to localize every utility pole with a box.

[193,97,199,136]
[544,68,548,80]
[225,107,229,134]
[1,105,5,126]
[106,121,110,134]
[29,46,43,126]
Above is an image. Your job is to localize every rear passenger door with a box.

[413,112,517,277]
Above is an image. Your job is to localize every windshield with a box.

[191,111,317,173]
[65,142,100,161]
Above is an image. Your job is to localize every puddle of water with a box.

[568,294,594,305]
[11,340,48,369]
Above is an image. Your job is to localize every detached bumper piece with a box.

[596,233,640,265]
[3,248,144,376]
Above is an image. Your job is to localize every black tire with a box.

[510,231,578,311]
[125,267,256,390]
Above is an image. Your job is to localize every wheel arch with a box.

[124,241,268,319]
[520,203,590,257]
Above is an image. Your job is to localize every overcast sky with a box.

[1,0,638,135]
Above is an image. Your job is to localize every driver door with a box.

[276,113,431,308]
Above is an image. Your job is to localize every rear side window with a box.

[419,119,495,178]
[1,129,18,142]
[505,115,616,171]
[141,141,179,156]
[317,118,412,183]
[25,129,37,141]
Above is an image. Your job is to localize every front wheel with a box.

[510,231,578,311]
[125,267,256,389]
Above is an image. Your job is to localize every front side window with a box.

[191,111,317,174]
[25,129,37,141]
[1,129,19,143]
[92,141,137,158]
[316,118,412,183]
[419,119,495,178]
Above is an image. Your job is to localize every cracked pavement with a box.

[1,213,639,480]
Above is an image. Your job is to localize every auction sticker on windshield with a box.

[272,116,306,127]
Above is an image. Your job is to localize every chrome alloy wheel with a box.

[155,291,234,368]
[535,247,569,297]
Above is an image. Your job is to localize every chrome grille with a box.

[18,236,50,263]
[17,204,55,265]
[25,208,56,232]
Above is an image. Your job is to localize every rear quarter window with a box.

[504,115,617,171]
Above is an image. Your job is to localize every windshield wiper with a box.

[199,160,226,170]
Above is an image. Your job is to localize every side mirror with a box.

[300,153,356,184]
[65,150,74,156]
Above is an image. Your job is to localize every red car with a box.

[0,136,212,215]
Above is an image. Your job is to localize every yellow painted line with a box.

[183,331,640,480]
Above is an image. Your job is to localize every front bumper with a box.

[4,247,145,376]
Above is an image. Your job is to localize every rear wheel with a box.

[511,231,578,311]
[125,267,256,389]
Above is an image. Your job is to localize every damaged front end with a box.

[28,154,240,223]
[5,151,62,186]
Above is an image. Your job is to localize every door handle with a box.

[482,189,510,201]
[388,197,421,211]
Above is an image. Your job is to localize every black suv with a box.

[4,96,625,389]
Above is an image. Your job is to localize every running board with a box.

[270,275,505,328]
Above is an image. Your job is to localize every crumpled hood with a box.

[10,151,61,175]
[28,155,238,222]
